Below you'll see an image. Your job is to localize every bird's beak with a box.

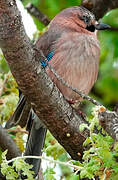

[95,23,111,30]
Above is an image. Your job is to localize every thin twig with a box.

[7,126,28,134]
[7,155,83,171]
[36,48,101,106]
[103,167,107,180]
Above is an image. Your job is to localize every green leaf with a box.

[79,123,89,132]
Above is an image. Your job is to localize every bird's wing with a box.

[36,27,61,56]
[46,32,100,100]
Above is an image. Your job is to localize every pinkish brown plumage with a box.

[36,6,110,102]
[47,33,100,101]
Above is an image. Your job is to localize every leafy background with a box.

[0,0,118,179]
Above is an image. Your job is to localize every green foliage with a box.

[1,151,19,180]
[93,9,118,107]
[1,150,34,180]
[2,106,118,179]
[58,153,79,180]
[13,159,34,179]
[0,54,26,153]
[42,107,118,179]
[0,54,9,74]
[44,131,65,159]
[77,107,118,179]
[44,168,56,180]
[96,29,118,105]
[0,54,18,124]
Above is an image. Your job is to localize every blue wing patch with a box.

[41,51,54,67]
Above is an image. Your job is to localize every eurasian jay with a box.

[6,6,110,178]
[37,6,110,102]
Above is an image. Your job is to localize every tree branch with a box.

[99,110,118,140]
[26,3,50,26]
[0,125,21,159]
[0,0,89,160]
[82,0,118,20]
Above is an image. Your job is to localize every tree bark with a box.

[82,0,118,20]
[0,125,21,159]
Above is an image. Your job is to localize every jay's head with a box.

[51,6,110,33]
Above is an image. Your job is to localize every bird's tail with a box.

[5,93,30,129]
[24,111,47,178]
[5,92,46,178]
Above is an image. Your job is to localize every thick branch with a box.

[0,0,89,160]
[82,0,118,20]
[99,110,118,140]
[0,125,21,159]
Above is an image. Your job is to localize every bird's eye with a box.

[79,15,90,24]
[82,15,87,19]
